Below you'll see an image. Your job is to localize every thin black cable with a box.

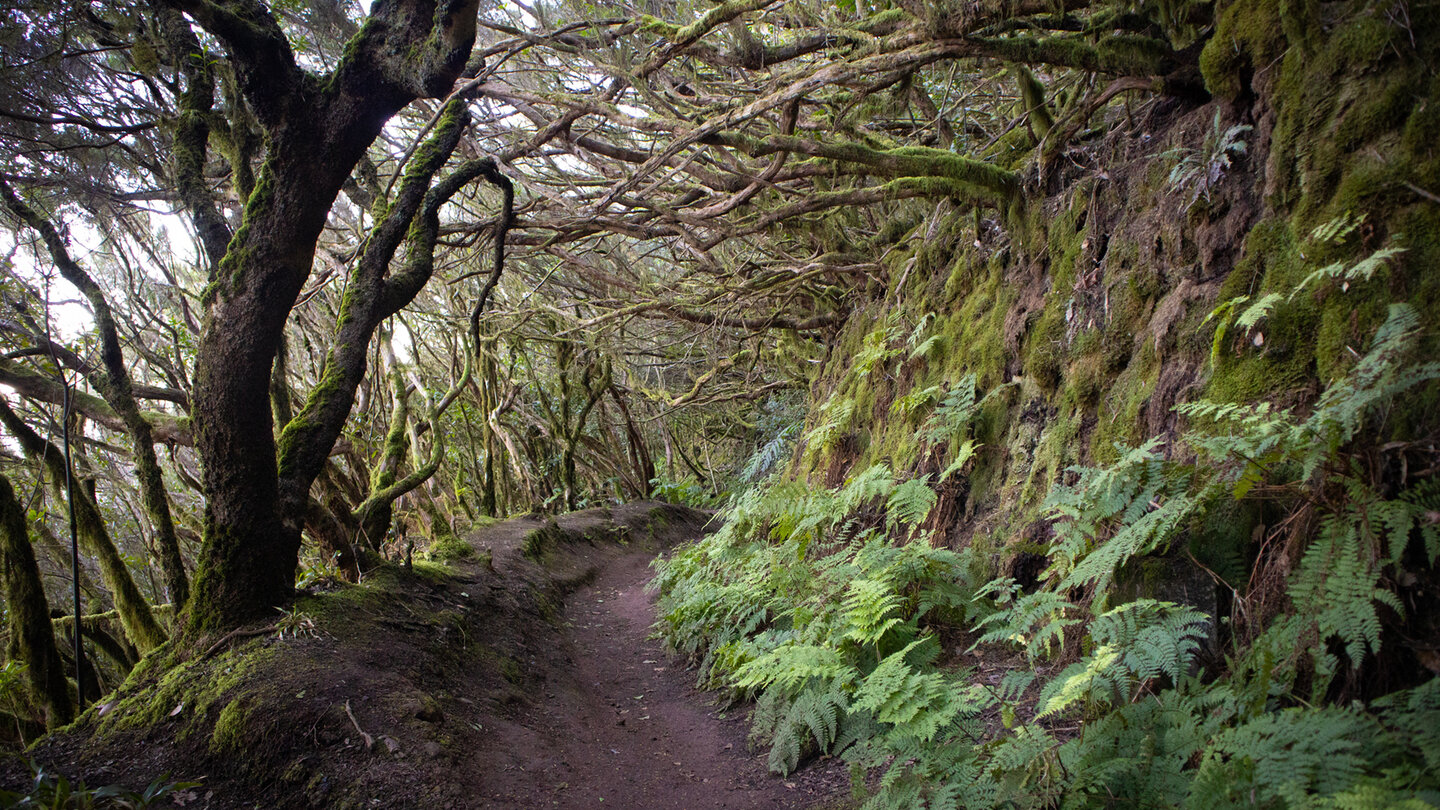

[61,368,84,710]
[41,271,85,710]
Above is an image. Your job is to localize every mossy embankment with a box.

[7,502,709,809]
[791,0,1440,594]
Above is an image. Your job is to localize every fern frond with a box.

[1059,493,1199,594]
[920,375,979,444]
[1036,646,1127,718]
[909,333,943,361]
[1292,246,1404,299]
[972,589,1079,662]
[767,720,803,775]
[887,477,937,528]
[853,641,976,742]
[843,578,905,647]
[939,439,980,483]
[1288,507,1393,668]
[891,384,944,418]
[1309,211,1366,245]
[1037,600,1211,718]
[1399,479,1440,564]
[804,398,856,461]
[731,643,855,692]
[839,464,896,514]
[741,423,799,482]
[1094,599,1211,683]
[1235,292,1282,332]
[989,723,1059,775]
[1189,706,1379,809]
[1302,303,1440,478]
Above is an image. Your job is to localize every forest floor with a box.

[470,515,851,809]
[5,503,852,809]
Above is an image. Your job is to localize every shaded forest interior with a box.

[1,0,1440,806]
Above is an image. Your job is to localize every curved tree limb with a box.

[0,180,191,607]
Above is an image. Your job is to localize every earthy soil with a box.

[4,503,852,809]
[470,532,850,809]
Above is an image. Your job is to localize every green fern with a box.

[1287,502,1402,672]
[1204,290,1284,367]
[1061,492,1199,596]
[1094,600,1210,683]
[1042,438,1195,595]
[1164,110,1252,211]
[853,322,904,378]
[740,422,799,482]
[803,397,856,462]
[919,376,979,445]
[1188,706,1378,808]
[891,384,944,418]
[1300,304,1440,475]
[1035,600,1209,718]
[1292,245,1404,299]
[938,438,980,483]
[732,643,855,693]
[762,680,852,775]
[1056,689,1217,808]
[1309,211,1366,245]
[989,722,1060,781]
[971,582,1079,663]
[838,463,896,514]
[842,578,906,648]
[886,477,937,529]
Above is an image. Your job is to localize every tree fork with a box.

[164,0,480,636]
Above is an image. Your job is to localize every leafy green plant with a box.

[739,423,799,483]
[0,763,199,809]
[1041,438,1200,597]
[1203,238,1406,369]
[1034,600,1209,718]
[650,474,723,508]
[1202,291,1281,365]
[802,396,856,464]
[655,289,1440,808]
[918,376,979,445]
[652,467,973,775]
[1164,110,1252,211]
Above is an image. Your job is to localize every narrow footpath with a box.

[468,541,851,809]
[11,504,853,810]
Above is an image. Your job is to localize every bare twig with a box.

[344,700,375,750]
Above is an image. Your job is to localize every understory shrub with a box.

[653,299,1440,808]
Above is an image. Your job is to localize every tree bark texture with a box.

[0,473,74,728]
[0,402,168,654]
[167,0,479,635]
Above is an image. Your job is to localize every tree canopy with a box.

[1,0,1412,720]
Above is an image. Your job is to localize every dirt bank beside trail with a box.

[5,503,851,809]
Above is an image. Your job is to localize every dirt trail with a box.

[468,538,850,809]
[9,504,850,809]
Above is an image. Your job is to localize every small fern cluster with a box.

[652,464,974,775]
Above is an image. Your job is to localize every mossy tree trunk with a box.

[0,402,168,655]
[164,0,482,636]
[355,334,472,547]
[0,473,74,729]
[608,386,657,499]
[0,181,191,610]
[356,335,412,549]
[560,358,612,511]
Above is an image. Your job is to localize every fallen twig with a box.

[201,624,278,659]
[344,700,374,750]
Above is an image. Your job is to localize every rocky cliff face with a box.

[791,1,1439,611]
